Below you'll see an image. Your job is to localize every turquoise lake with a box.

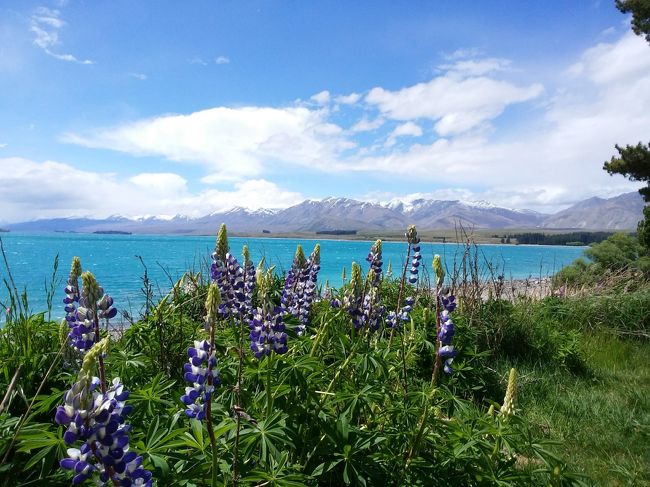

[0,232,586,321]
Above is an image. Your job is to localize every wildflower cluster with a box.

[281,244,321,335]
[388,225,422,328]
[56,337,151,486]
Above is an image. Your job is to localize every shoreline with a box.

[0,230,590,248]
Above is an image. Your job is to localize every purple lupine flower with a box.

[249,306,288,358]
[388,227,422,328]
[56,339,152,486]
[210,225,255,324]
[181,340,219,420]
[281,244,320,335]
[437,294,457,374]
[63,257,96,354]
[345,240,386,331]
[181,284,221,421]
[342,262,364,329]
[240,245,256,322]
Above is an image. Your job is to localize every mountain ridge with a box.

[6,192,645,234]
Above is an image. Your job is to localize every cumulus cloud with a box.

[350,116,384,133]
[385,122,423,147]
[310,90,330,104]
[366,75,543,135]
[63,106,349,177]
[335,92,361,105]
[56,30,650,214]
[0,158,304,222]
[30,7,94,64]
[438,57,512,76]
[215,56,230,65]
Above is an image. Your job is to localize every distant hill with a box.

[541,192,645,230]
[6,192,645,234]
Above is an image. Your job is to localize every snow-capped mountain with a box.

[5,192,645,234]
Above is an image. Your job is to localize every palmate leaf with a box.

[129,372,176,416]
[239,411,295,467]
[131,412,187,478]
[244,451,313,487]
[16,422,66,474]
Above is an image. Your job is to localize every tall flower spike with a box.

[56,338,152,486]
[241,245,256,321]
[210,224,246,321]
[181,284,220,420]
[250,264,288,358]
[281,244,321,335]
[435,255,457,375]
[500,368,517,418]
[347,240,385,331]
[388,227,421,328]
[433,254,445,288]
[343,262,365,329]
[63,257,93,353]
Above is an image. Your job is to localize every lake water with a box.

[0,232,586,321]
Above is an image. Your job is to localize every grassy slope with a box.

[501,333,650,485]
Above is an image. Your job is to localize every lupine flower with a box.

[210,224,246,321]
[344,240,386,331]
[63,257,96,354]
[181,284,220,420]
[56,338,152,486]
[281,244,321,335]
[249,306,288,358]
[181,339,219,419]
[250,265,288,357]
[500,368,518,419]
[241,245,256,321]
[342,262,364,329]
[388,226,421,328]
[433,254,457,375]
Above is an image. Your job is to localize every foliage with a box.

[554,232,650,287]
[617,0,650,43]
[4,233,650,485]
[603,141,650,202]
[509,232,613,246]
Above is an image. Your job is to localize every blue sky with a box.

[0,0,649,222]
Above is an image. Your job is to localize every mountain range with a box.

[5,192,645,235]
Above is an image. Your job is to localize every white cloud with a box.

[55,30,650,213]
[310,90,330,104]
[129,73,147,80]
[385,122,423,147]
[189,57,208,66]
[30,7,94,64]
[63,106,349,177]
[0,158,304,222]
[366,74,543,136]
[0,143,6,149]
[350,116,384,132]
[438,57,511,76]
[444,47,482,60]
[215,56,230,65]
[335,92,361,105]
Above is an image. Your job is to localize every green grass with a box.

[499,332,650,485]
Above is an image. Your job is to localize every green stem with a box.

[266,353,274,417]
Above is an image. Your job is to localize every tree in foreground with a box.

[616,0,650,43]
[603,141,650,250]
